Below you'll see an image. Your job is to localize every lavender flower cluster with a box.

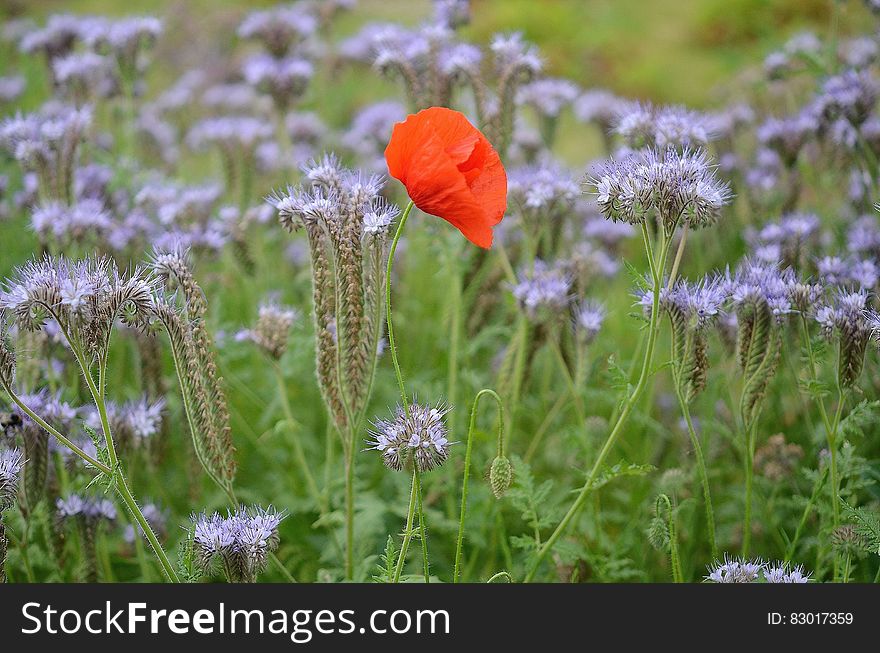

[191,505,284,582]
[368,401,452,472]
[706,557,811,584]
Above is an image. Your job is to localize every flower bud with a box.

[489,454,512,499]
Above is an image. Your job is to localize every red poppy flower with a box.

[384,107,507,249]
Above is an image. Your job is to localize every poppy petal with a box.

[384,106,507,248]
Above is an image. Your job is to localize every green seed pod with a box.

[647,513,670,551]
[489,455,512,499]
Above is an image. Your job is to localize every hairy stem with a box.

[274,364,325,513]
[393,470,419,583]
[454,389,504,582]
[524,222,670,582]
[673,383,717,559]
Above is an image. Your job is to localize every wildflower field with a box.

[1,0,880,586]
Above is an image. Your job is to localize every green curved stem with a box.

[27,309,178,582]
[0,384,110,474]
[666,225,689,290]
[454,388,504,582]
[87,351,179,583]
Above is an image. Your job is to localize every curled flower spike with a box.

[662,275,727,401]
[385,107,507,248]
[368,401,452,472]
[816,289,872,388]
[236,297,299,361]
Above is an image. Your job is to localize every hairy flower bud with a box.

[489,454,512,499]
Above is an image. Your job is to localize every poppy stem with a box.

[386,200,415,417]
[386,200,433,580]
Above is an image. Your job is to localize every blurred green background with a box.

[3,0,874,105]
[4,0,874,171]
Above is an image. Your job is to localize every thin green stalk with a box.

[524,223,671,582]
[344,438,355,580]
[385,201,431,581]
[799,315,833,434]
[524,393,566,462]
[322,421,335,514]
[548,333,586,425]
[505,316,530,436]
[828,386,845,581]
[414,466,429,583]
[1,385,111,474]
[447,266,462,424]
[454,389,504,582]
[742,420,757,557]
[798,313,846,578]
[659,495,683,583]
[385,200,414,412]
[393,470,419,583]
[75,344,179,582]
[273,364,325,512]
[487,571,512,583]
[784,466,827,563]
[666,225,689,290]
[673,383,717,559]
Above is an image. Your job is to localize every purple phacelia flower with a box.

[191,505,285,582]
[573,300,606,343]
[511,259,573,321]
[0,448,24,511]
[368,401,452,472]
[518,78,580,118]
[591,148,730,228]
[614,102,714,150]
[705,556,764,583]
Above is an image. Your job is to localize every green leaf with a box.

[372,535,398,583]
[841,501,880,556]
[624,259,649,291]
[797,376,830,400]
[838,400,880,441]
[588,461,656,492]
